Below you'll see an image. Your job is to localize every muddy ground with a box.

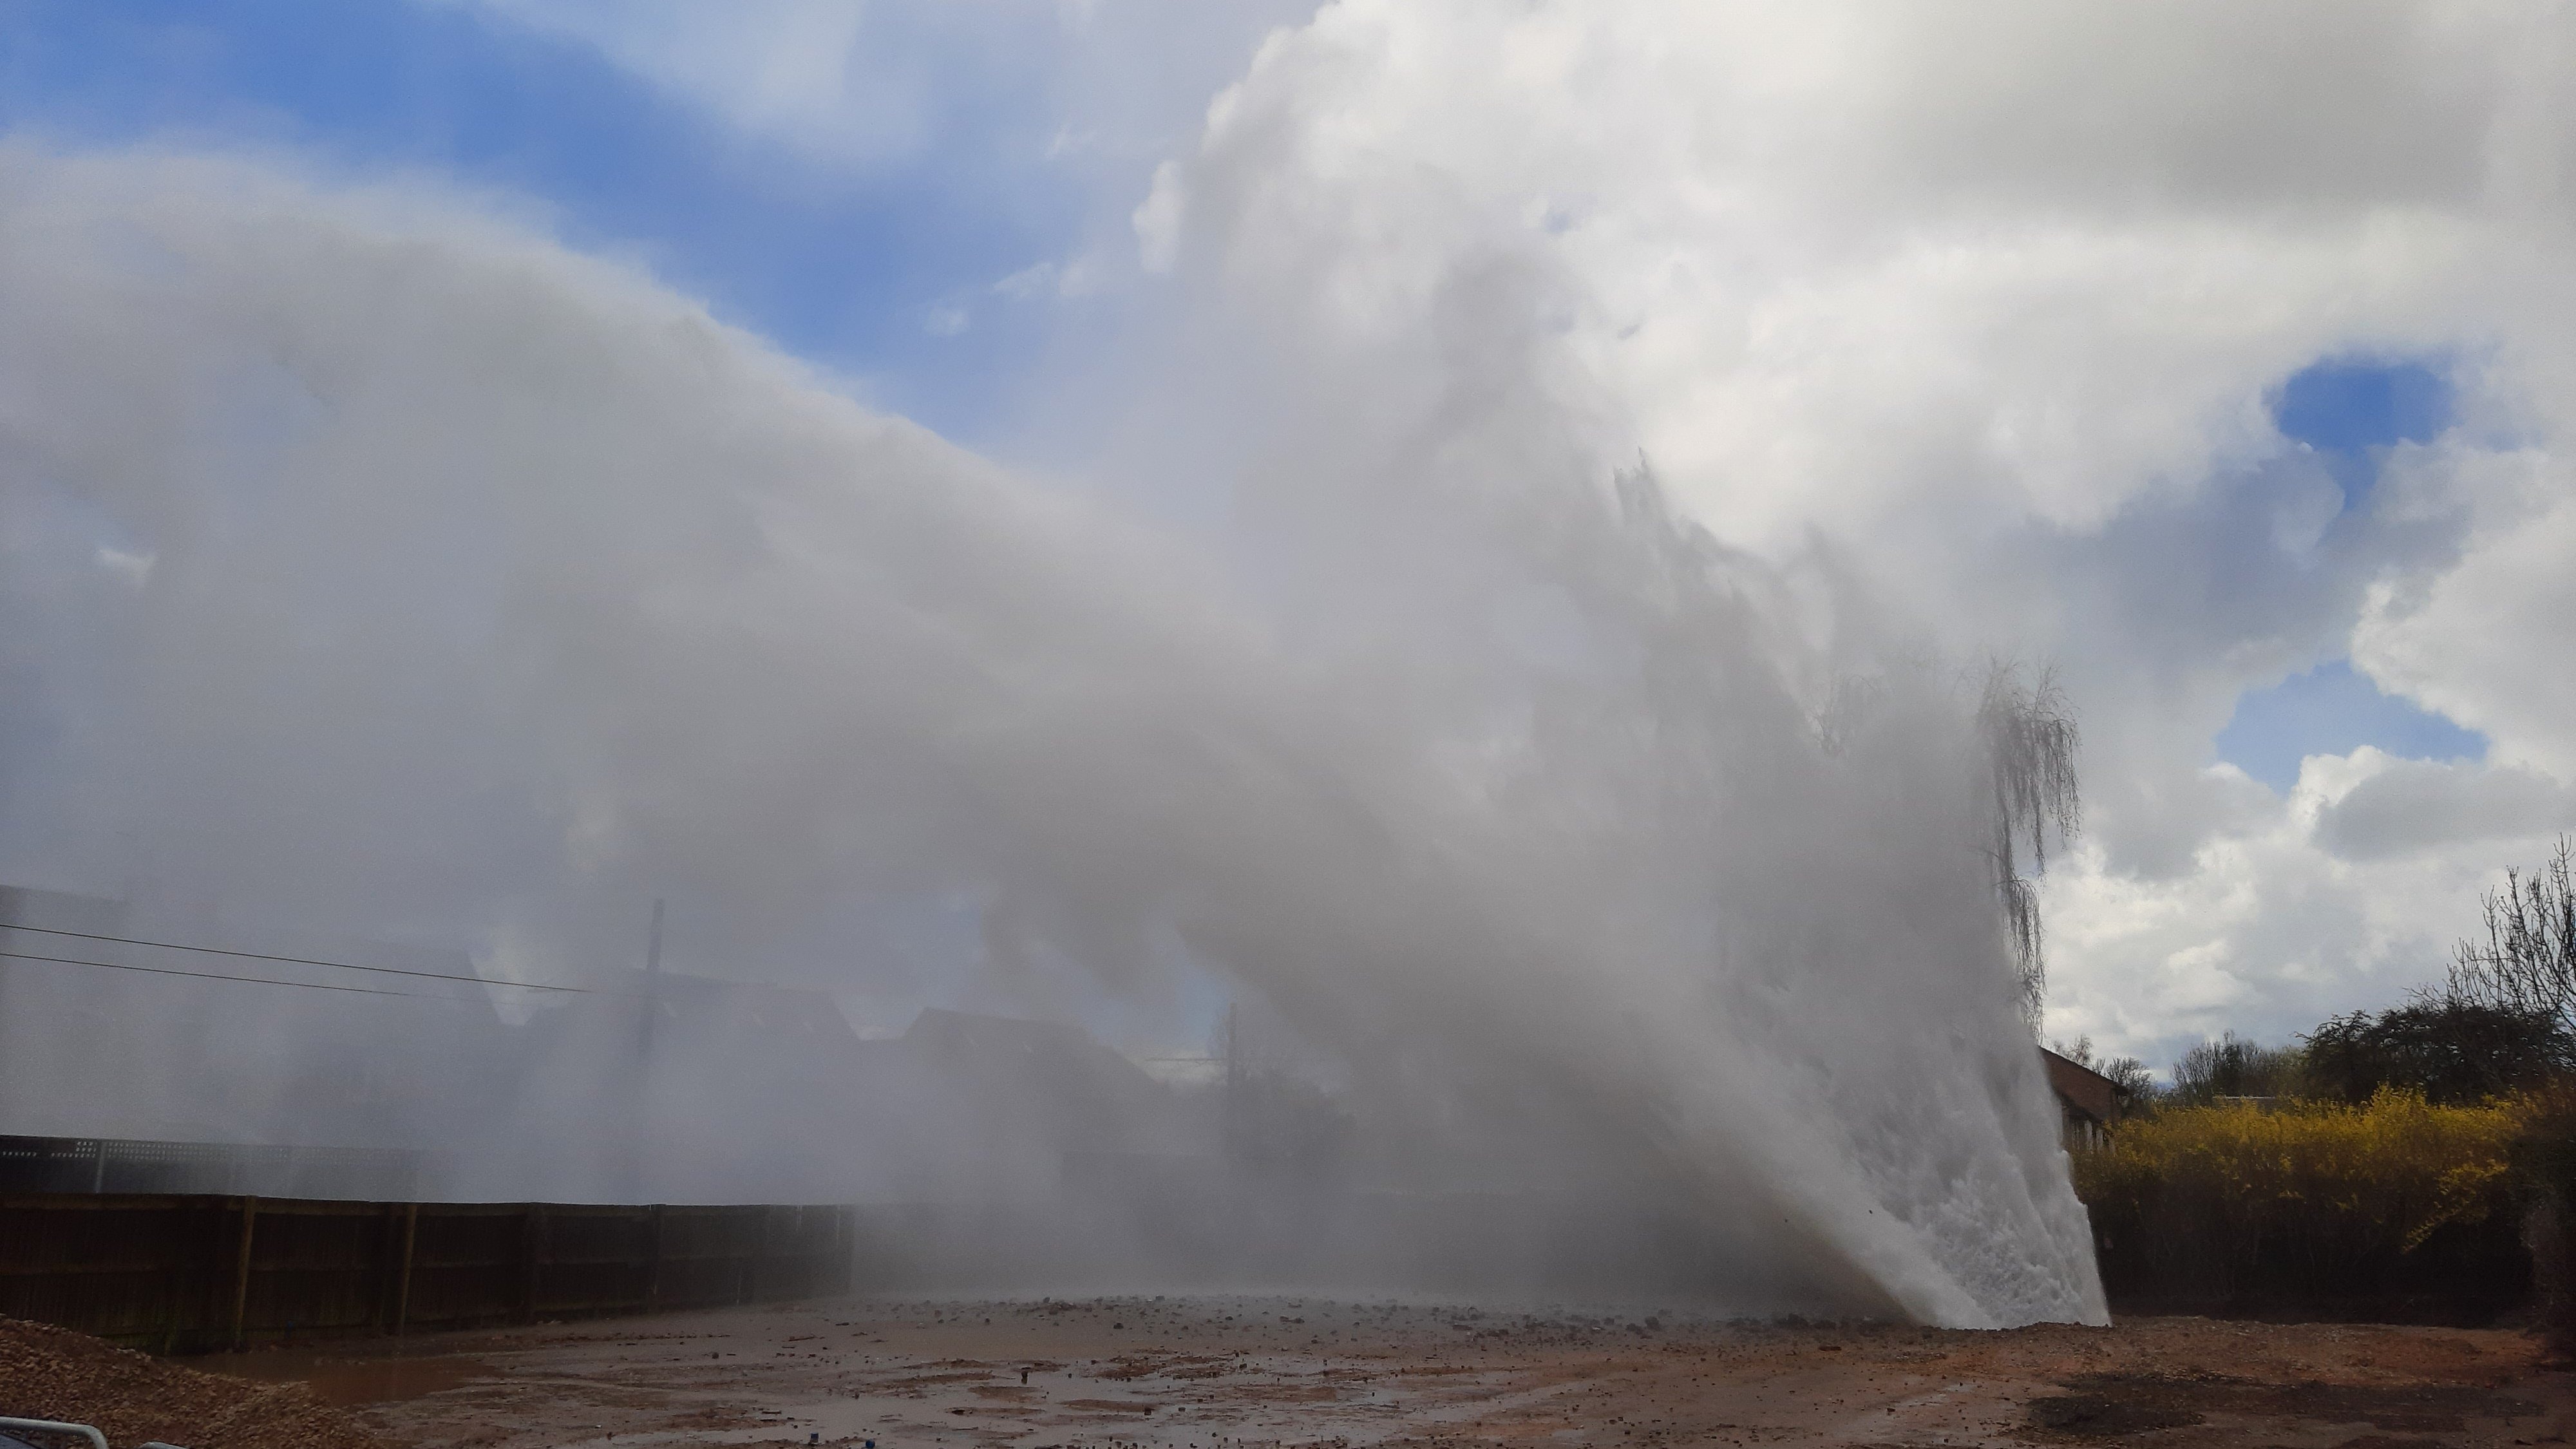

[196,1296,2576,1449]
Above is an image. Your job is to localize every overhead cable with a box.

[0,920,589,993]
[0,947,430,998]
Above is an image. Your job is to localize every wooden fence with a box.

[0,1193,856,1353]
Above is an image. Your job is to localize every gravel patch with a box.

[0,1317,388,1449]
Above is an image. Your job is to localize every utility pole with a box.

[1221,1002,1242,1168]
[629,897,665,1203]
[639,896,665,1055]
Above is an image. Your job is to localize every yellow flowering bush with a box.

[2072,1089,2526,1312]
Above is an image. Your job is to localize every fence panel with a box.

[0,1193,856,1352]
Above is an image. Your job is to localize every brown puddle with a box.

[194,1347,495,1406]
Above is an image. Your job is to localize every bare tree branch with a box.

[2447,837,2576,1036]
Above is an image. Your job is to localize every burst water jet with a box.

[0,146,2104,1326]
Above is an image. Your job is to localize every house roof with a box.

[630,970,854,1037]
[2041,1047,2121,1124]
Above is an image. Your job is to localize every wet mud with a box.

[185,1294,2576,1448]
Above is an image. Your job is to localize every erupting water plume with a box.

[0,147,2104,1327]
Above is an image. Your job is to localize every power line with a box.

[0,920,589,993]
[0,948,430,999]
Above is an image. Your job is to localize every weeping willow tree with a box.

[1979,665,2081,1030]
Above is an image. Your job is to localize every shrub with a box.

[2072,1089,2525,1318]
[2166,1031,2307,1106]
[2511,1081,2576,1349]
[2304,1000,2571,1105]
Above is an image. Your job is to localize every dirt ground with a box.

[193,1296,2576,1449]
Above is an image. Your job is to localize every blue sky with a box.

[0,0,1092,442]
[2212,355,2476,792]
[2274,355,2452,507]
[2217,659,2484,793]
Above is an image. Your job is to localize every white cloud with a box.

[992,261,1058,301]
[1132,160,1182,274]
[94,545,155,587]
[1121,0,2576,1065]
[2038,745,2576,1064]
[2313,753,2576,861]
[989,255,1111,304]
[444,0,929,166]
[2356,446,2576,776]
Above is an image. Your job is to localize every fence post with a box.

[229,1197,259,1350]
[393,1203,419,1337]
[645,1204,664,1309]
[156,1201,191,1356]
[374,1205,396,1331]
[520,1204,545,1324]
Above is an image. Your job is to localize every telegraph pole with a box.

[1221,1002,1242,1167]
[628,897,665,1202]
[639,896,665,1054]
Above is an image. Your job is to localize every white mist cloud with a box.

[0,143,2103,1323]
